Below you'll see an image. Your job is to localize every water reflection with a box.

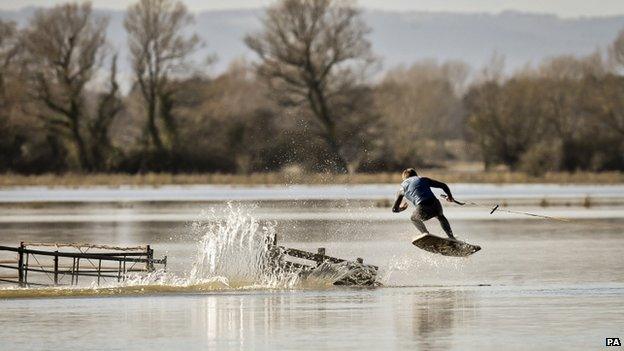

[158,288,476,350]
[406,290,475,350]
[193,292,381,349]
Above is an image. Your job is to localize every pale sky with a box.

[1,0,624,18]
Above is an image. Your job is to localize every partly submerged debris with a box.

[267,245,379,287]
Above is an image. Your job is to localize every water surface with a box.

[0,184,622,350]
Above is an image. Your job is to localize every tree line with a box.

[0,0,623,175]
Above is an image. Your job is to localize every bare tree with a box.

[476,52,506,84]
[124,0,199,162]
[586,74,624,137]
[605,30,624,136]
[0,20,23,170]
[538,53,607,80]
[245,0,375,173]
[376,60,468,168]
[0,20,20,116]
[90,55,123,168]
[23,2,118,171]
[611,28,624,68]
[534,55,610,170]
[0,20,20,94]
[464,78,547,170]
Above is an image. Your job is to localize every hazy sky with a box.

[1,0,624,18]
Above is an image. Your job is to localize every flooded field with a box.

[0,184,623,350]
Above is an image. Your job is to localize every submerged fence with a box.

[268,245,379,286]
[0,242,167,287]
[0,240,377,287]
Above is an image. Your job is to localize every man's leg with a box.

[410,210,429,234]
[431,198,455,239]
[437,215,455,239]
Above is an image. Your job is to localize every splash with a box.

[181,204,377,289]
[0,204,372,298]
[106,203,298,290]
[187,204,283,288]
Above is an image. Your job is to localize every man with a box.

[392,168,456,240]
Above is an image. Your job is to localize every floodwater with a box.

[0,184,623,350]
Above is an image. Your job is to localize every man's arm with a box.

[392,189,408,212]
[426,178,454,202]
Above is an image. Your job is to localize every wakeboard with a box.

[412,233,481,257]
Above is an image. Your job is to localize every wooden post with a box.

[24,252,29,283]
[317,248,325,266]
[97,260,102,285]
[75,258,80,284]
[71,258,76,285]
[53,251,59,285]
[17,242,24,287]
[117,260,122,282]
[146,245,154,272]
[122,256,127,281]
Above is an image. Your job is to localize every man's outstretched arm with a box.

[426,178,454,202]
[392,190,408,212]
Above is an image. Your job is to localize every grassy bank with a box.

[1,171,623,187]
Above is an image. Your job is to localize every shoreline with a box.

[1,171,623,188]
[1,183,623,207]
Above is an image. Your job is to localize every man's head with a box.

[402,168,417,180]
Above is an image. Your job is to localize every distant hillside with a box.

[2,7,623,75]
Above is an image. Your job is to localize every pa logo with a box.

[606,338,621,347]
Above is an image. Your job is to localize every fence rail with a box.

[269,245,378,286]
[0,243,167,287]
